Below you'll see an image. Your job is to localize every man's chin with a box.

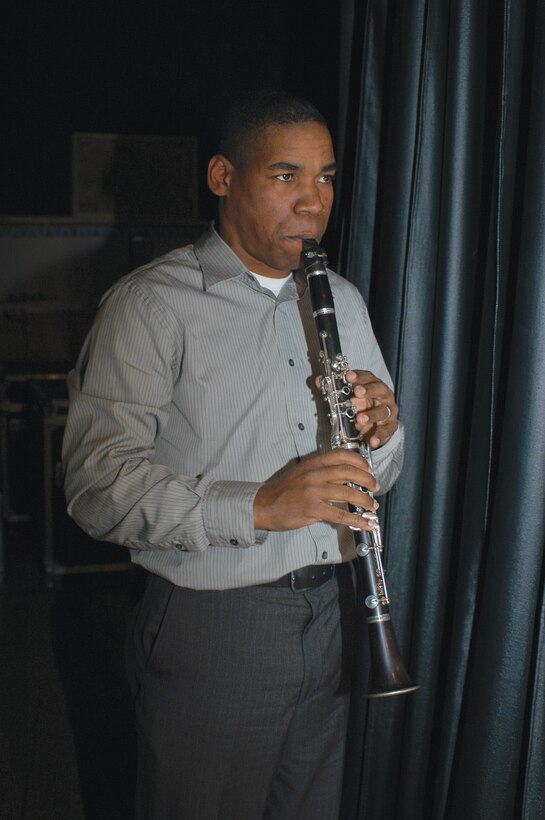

[280,238,317,269]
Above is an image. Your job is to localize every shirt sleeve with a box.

[62,281,266,552]
[370,423,404,494]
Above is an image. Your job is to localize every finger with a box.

[333,483,379,511]
[326,464,380,495]
[345,370,376,386]
[303,448,375,475]
[354,405,387,428]
[304,459,379,494]
[376,401,393,426]
[346,371,388,401]
[349,394,375,413]
[316,500,380,531]
[367,420,397,449]
[368,431,388,449]
[355,396,397,438]
[348,372,394,404]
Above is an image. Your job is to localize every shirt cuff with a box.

[371,422,405,494]
[202,480,268,548]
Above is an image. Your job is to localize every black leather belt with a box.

[260,564,337,592]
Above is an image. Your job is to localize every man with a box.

[63,90,404,819]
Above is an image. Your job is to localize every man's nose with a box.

[294,183,326,214]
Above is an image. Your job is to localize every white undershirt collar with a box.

[250,270,292,297]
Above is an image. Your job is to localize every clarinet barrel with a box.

[302,239,417,698]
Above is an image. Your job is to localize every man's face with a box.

[211,122,336,278]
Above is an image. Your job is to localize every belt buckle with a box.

[290,565,334,592]
[290,570,309,592]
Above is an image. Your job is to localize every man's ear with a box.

[207,154,234,197]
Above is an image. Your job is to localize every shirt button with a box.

[288,358,295,366]
[230,538,239,546]
[322,551,328,560]
[298,422,305,430]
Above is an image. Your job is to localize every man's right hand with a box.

[253,449,379,532]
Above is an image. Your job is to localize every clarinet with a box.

[302,239,417,698]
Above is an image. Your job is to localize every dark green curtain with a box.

[335,1,545,818]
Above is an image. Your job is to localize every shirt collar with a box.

[194,223,308,298]
[194,224,245,289]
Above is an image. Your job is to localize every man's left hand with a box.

[344,370,399,449]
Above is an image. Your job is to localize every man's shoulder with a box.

[103,229,214,305]
[92,238,204,327]
[112,223,234,297]
[327,268,366,303]
[124,242,201,290]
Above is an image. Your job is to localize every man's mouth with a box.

[284,233,318,244]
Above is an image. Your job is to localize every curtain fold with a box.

[336,0,545,817]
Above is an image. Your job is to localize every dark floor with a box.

[0,521,145,820]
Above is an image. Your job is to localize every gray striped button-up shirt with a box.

[63,225,404,589]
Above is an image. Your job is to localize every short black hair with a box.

[219,89,329,168]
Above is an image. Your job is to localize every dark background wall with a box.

[0,11,343,815]
[0,0,342,371]
[2,0,341,220]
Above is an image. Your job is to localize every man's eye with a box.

[319,174,336,184]
[276,173,294,182]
